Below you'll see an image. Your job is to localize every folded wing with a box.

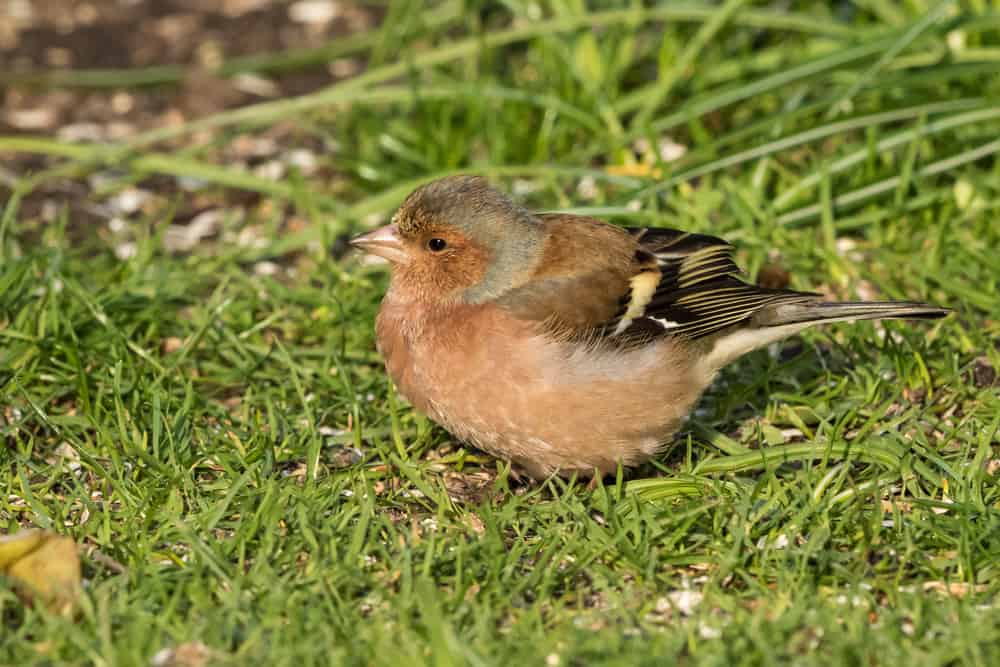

[611,227,819,341]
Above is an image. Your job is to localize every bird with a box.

[350,175,949,481]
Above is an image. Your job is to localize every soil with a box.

[1,1,377,249]
[1,1,376,136]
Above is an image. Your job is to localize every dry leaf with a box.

[464,512,486,536]
[921,581,987,598]
[0,530,82,616]
[151,641,216,667]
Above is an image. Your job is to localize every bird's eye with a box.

[427,238,448,252]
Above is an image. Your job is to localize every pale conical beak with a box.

[349,224,409,264]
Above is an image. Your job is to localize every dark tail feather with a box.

[755,300,951,327]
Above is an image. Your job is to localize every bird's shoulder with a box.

[493,213,650,333]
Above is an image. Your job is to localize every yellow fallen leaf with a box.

[605,164,662,179]
[0,529,81,616]
[0,529,45,564]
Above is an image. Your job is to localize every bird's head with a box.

[350,175,545,303]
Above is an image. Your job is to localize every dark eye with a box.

[427,238,448,252]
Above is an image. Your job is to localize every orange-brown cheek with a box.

[392,246,490,301]
[442,245,489,291]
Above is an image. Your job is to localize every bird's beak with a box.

[349,224,409,264]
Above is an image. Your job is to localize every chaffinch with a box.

[351,175,948,480]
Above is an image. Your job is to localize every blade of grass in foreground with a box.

[622,437,913,507]
[624,477,731,503]
[693,440,905,474]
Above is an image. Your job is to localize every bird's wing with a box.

[611,226,819,341]
[494,216,818,345]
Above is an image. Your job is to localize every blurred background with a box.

[3,0,998,263]
[2,0,376,134]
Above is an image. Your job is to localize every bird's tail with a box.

[754,300,950,327]
[702,299,949,370]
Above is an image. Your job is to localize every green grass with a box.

[2,1,1000,664]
